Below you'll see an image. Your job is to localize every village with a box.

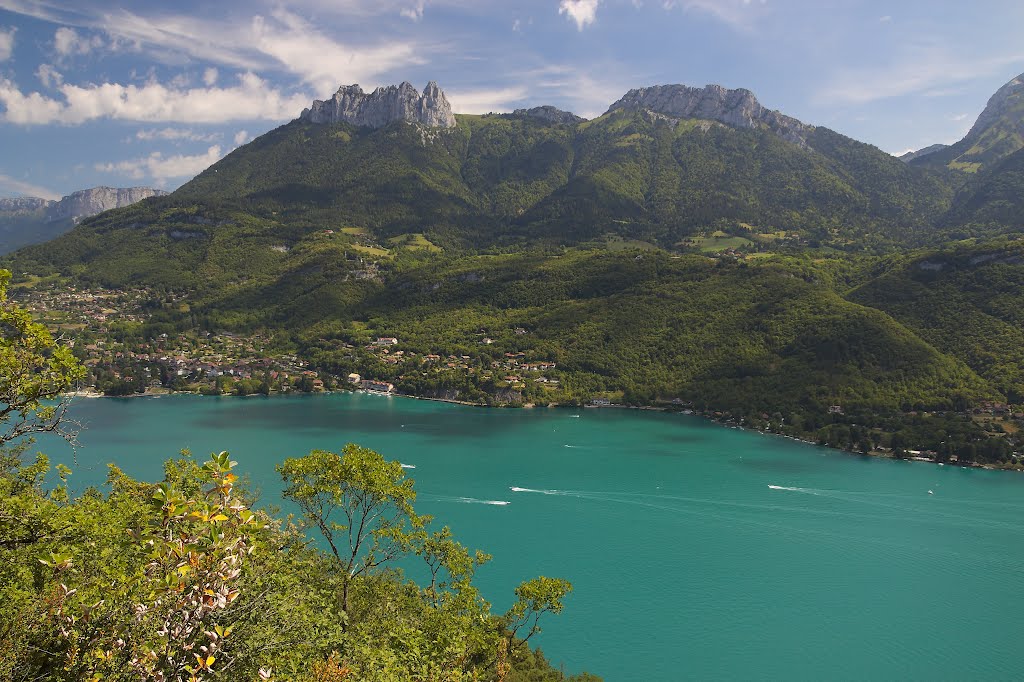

[10,281,564,401]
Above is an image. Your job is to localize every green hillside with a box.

[941,147,1024,233]
[849,239,1024,403]
[17,108,956,273]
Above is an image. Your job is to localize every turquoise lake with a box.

[38,392,1024,680]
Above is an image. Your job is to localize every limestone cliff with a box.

[607,83,812,148]
[300,81,457,129]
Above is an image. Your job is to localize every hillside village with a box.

[9,279,565,402]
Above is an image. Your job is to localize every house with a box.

[312,379,325,391]
[373,337,399,346]
[590,398,611,407]
[828,405,844,415]
[347,373,361,384]
[360,379,394,393]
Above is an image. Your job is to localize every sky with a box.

[0,0,1022,199]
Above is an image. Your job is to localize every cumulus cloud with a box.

[0,173,60,201]
[559,0,600,31]
[202,67,218,86]
[95,145,223,184]
[135,127,221,143]
[0,72,310,125]
[233,130,249,145]
[54,27,104,57]
[36,63,63,88]
[0,25,14,61]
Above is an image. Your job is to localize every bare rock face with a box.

[607,83,813,148]
[48,187,168,224]
[512,106,585,125]
[300,81,457,129]
[0,197,50,214]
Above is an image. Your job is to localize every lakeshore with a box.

[59,385,1020,472]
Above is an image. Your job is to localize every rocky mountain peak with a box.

[606,83,813,148]
[300,81,457,129]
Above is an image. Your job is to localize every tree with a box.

[277,444,427,620]
[0,270,85,448]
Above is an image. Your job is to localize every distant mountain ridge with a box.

[899,144,948,163]
[0,186,166,254]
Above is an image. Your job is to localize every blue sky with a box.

[1,0,1022,199]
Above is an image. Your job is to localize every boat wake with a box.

[768,484,821,495]
[427,494,508,506]
[509,486,567,495]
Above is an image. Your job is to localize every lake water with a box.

[38,392,1024,680]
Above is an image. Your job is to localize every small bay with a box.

[39,392,1024,680]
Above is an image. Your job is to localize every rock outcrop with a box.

[48,187,167,224]
[512,106,585,125]
[300,81,457,129]
[606,83,813,148]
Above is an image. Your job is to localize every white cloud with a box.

[250,8,422,95]
[233,130,249,145]
[559,0,600,31]
[0,173,60,201]
[820,48,1024,105]
[203,67,218,87]
[400,1,426,21]
[0,25,14,61]
[54,26,104,57]
[36,63,63,88]
[446,86,529,114]
[0,72,310,125]
[0,3,426,99]
[95,145,223,184]
[135,127,221,143]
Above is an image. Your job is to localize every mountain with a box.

[607,83,812,148]
[0,186,166,254]
[13,78,955,275]
[899,143,947,163]
[911,72,1024,172]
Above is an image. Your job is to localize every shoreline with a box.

[62,387,1018,472]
